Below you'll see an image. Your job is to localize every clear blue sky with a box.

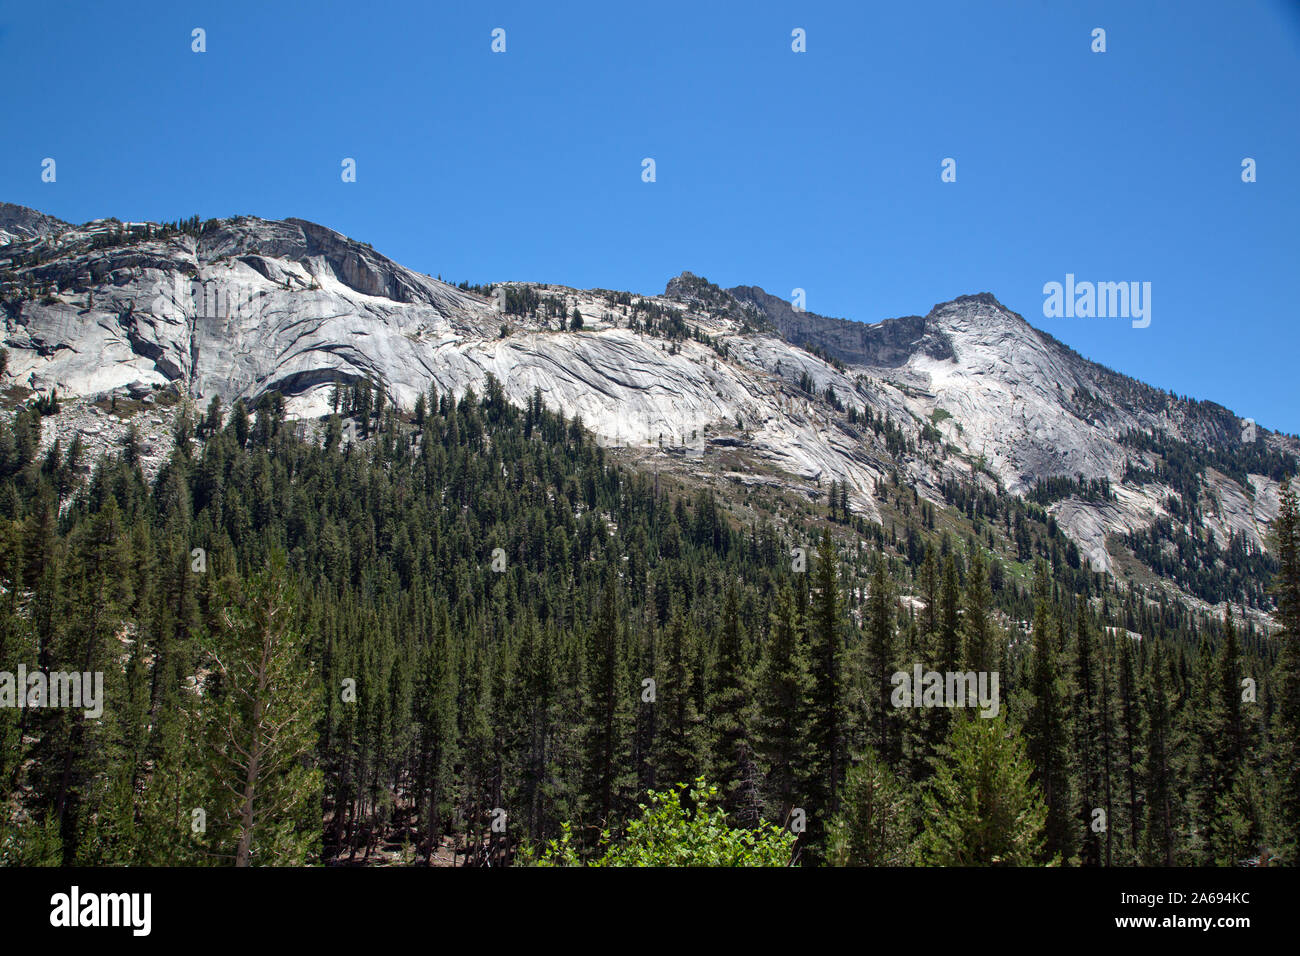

[3,1,1297,432]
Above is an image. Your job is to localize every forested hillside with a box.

[1,376,1298,866]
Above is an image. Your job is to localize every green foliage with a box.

[524,780,794,867]
[199,550,323,865]
[1266,479,1300,862]
[920,716,1050,866]
[0,370,1292,868]
[754,587,812,822]
[804,528,847,859]
[828,748,913,865]
[1024,567,1075,862]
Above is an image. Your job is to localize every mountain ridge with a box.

[1,203,1294,610]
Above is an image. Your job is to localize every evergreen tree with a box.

[415,605,458,863]
[864,561,898,762]
[754,587,812,824]
[1185,628,1229,865]
[200,550,322,865]
[1071,601,1104,866]
[654,607,704,791]
[1140,641,1176,865]
[1266,479,1300,861]
[708,587,761,824]
[806,528,848,859]
[827,747,912,865]
[1024,568,1074,863]
[920,715,1048,866]
[580,574,631,839]
[960,548,994,672]
[1116,634,1144,861]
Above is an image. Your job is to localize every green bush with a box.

[523,779,795,867]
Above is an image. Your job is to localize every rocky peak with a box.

[923,292,1031,337]
[0,202,68,244]
[664,271,731,309]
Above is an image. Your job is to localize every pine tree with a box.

[1208,610,1258,864]
[415,604,458,863]
[1266,478,1300,861]
[580,574,631,839]
[632,612,658,795]
[864,561,898,762]
[1217,610,1245,778]
[918,552,962,773]
[1071,601,1104,865]
[828,747,912,865]
[46,496,131,861]
[754,587,812,823]
[709,586,760,824]
[941,554,961,671]
[200,550,322,865]
[1185,630,1228,864]
[654,607,704,790]
[920,715,1047,866]
[457,644,497,864]
[806,528,848,859]
[1024,568,1074,863]
[1116,634,1144,860]
[1096,630,1118,865]
[960,548,994,672]
[1140,641,1175,865]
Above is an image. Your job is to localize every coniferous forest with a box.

[1,376,1298,868]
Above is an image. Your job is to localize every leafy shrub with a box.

[522,779,795,867]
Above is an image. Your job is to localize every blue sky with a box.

[2,0,1297,432]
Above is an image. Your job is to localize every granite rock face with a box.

[1,212,498,417]
[728,284,954,367]
[0,202,67,243]
[2,203,1294,591]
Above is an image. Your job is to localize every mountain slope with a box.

[1,203,1293,613]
